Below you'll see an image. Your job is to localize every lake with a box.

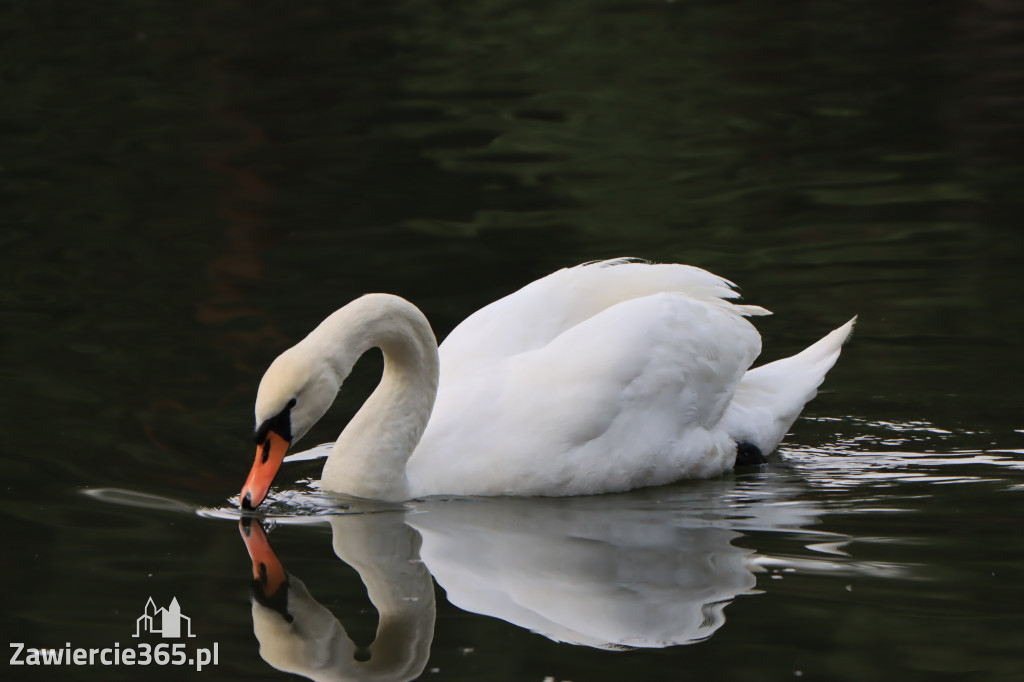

[3,1,1023,680]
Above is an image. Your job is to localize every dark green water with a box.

[3,1,1024,680]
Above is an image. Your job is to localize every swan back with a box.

[439,259,768,380]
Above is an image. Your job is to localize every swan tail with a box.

[722,316,856,456]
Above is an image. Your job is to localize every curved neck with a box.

[253,514,435,681]
[330,514,435,680]
[318,294,440,501]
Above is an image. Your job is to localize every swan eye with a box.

[254,399,297,444]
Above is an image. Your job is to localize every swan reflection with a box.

[411,494,759,649]
[242,514,434,682]
[240,477,837,681]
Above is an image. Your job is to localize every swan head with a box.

[241,344,345,509]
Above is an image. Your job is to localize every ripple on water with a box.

[781,416,1024,492]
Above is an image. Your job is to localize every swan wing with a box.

[438,259,768,381]
[409,292,761,497]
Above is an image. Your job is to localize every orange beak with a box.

[239,519,288,598]
[240,430,290,509]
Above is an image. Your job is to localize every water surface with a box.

[2,0,1024,680]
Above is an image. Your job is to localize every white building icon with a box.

[133,597,196,638]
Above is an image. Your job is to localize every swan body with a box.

[240,259,854,507]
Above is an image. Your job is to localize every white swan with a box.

[240,258,855,507]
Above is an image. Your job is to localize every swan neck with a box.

[320,294,439,501]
